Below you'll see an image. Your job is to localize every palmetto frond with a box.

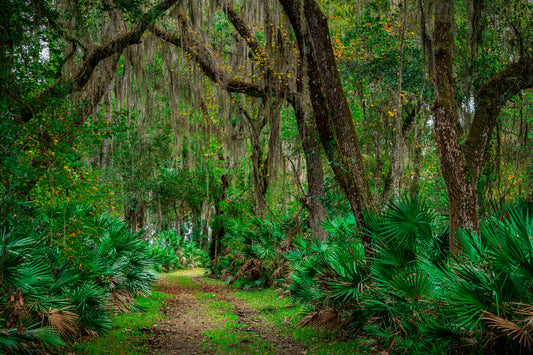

[443,203,533,330]
[388,268,433,302]
[418,316,463,347]
[289,232,368,310]
[290,271,320,304]
[483,205,533,285]
[0,324,64,354]
[297,308,340,328]
[322,213,358,241]
[367,196,435,247]
[483,310,533,350]
[47,307,80,339]
[68,283,111,334]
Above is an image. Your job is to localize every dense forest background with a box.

[1,0,533,353]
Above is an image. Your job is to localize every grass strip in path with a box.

[234,287,369,354]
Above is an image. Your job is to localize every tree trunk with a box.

[280,0,374,255]
[290,96,327,240]
[431,0,477,252]
[218,0,327,238]
[302,0,373,215]
[410,123,422,199]
[125,197,146,232]
[246,108,268,218]
[209,174,228,260]
[430,0,533,252]
[390,0,408,203]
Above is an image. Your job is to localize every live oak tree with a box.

[3,0,531,257]
[2,0,180,200]
[280,0,375,254]
[152,0,329,239]
[426,0,533,251]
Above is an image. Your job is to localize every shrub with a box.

[0,201,158,354]
[147,229,209,272]
[289,197,533,353]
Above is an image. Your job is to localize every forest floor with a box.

[67,269,366,355]
[145,269,308,354]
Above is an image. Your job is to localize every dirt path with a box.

[144,270,308,354]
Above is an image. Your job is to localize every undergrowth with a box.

[213,197,533,354]
[65,291,173,354]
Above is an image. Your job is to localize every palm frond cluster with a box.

[147,230,209,272]
[209,216,293,288]
[288,197,533,353]
[0,201,157,354]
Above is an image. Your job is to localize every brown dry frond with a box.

[48,308,79,338]
[279,239,293,252]
[513,303,533,314]
[107,275,124,291]
[270,263,289,285]
[230,259,264,284]
[85,329,99,338]
[483,311,533,350]
[180,256,187,266]
[297,309,340,329]
[220,269,232,282]
[512,303,533,326]
[110,289,135,313]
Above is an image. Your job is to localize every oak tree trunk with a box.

[280,0,374,255]
[290,97,327,240]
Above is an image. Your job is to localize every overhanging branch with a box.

[464,57,533,172]
[17,0,180,122]
[152,24,267,97]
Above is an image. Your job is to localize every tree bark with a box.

[209,174,228,260]
[432,0,477,253]
[290,96,327,239]
[410,123,422,199]
[280,0,374,255]
[240,104,269,218]
[430,0,533,252]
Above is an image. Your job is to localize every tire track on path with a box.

[145,269,307,354]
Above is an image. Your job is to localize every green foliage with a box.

[289,219,368,310]
[0,199,158,354]
[66,291,172,355]
[287,198,533,353]
[209,216,296,288]
[1,0,532,353]
[147,229,209,272]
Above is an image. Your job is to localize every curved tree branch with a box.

[216,0,266,62]
[17,0,180,122]
[152,24,267,97]
[464,57,533,174]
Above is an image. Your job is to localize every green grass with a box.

[194,285,273,353]
[63,270,367,355]
[195,292,248,352]
[234,288,367,354]
[201,276,226,286]
[200,283,366,354]
[161,268,206,291]
[203,327,272,354]
[64,291,173,355]
[195,294,238,322]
